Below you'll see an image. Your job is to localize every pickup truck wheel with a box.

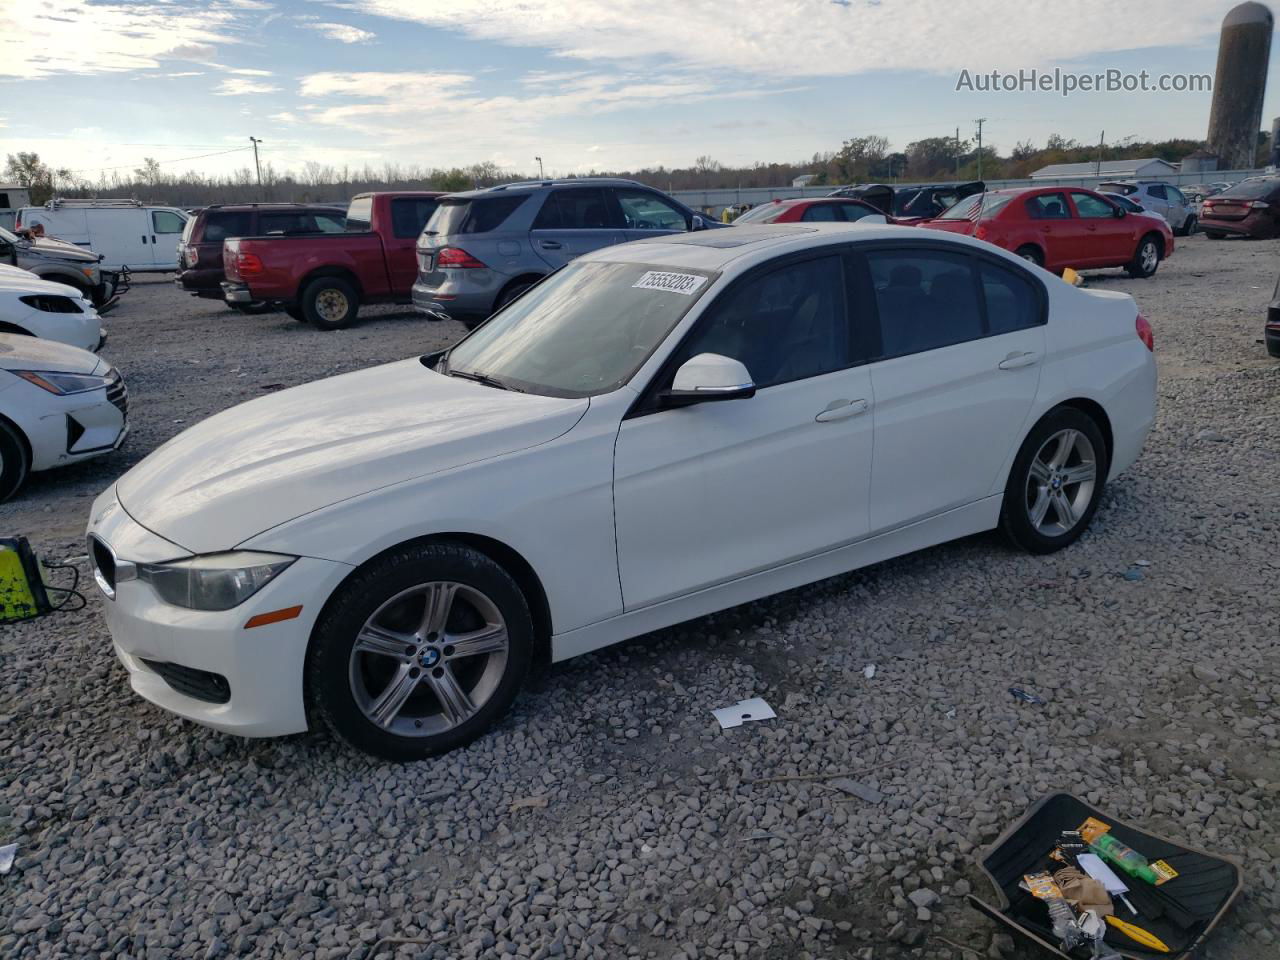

[302,277,359,330]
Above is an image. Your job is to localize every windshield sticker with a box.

[632,271,707,296]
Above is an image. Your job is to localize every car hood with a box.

[115,358,590,553]
[0,272,91,298]
[0,332,103,374]
[30,237,99,263]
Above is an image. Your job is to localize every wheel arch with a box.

[0,410,34,474]
[310,531,554,669]
[1013,242,1045,264]
[1139,230,1165,257]
[298,266,363,302]
[1049,397,1114,465]
[0,321,33,337]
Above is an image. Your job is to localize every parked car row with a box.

[15,199,189,273]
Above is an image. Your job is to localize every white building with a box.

[1030,158,1179,180]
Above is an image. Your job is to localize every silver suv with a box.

[1098,181,1197,236]
[412,178,718,327]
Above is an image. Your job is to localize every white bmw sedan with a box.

[87,224,1156,760]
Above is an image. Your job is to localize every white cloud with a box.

[222,67,274,77]
[269,112,302,123]
[166,71,207,78]
[0,1,245,78]
[308,22,376,43]
[216,78,280,95]
[345,0,1233,77]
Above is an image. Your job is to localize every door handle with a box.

[815,398,869,422]
[539,240,562,250]
[141,236,148,243]
[998,351,1039,370]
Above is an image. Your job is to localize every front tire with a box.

[1126,235,1161,278]
[301,276,359,331]
[0,419,31,502]
[307,542,534,761]
[1000,408,1108,555]
[1014,245,1044,267]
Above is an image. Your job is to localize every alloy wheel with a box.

[1140,242,1158,273]
[348,581,509,736]
[1024,428,1097,537]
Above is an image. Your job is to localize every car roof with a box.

[579,222,998,272]
[202,203,346,212]
[447,178,647,200]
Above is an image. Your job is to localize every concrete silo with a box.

[1206,2,1274,171]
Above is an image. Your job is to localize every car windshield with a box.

[442,260,715,398]
[733,203,785,224]
[1217,178,1279,200]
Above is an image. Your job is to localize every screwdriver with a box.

[1105,915,1170,953]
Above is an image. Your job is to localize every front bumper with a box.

[221,281,254,304]
[87,491,353,737]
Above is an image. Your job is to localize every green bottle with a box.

[1091,834,1161,885]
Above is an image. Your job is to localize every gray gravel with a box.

[2,237,1279,959]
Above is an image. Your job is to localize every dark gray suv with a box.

[412,178,718,326]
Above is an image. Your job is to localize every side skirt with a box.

[551,495,1002,662]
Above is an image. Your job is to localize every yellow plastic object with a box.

[0,537,51,623]
[1062,268,1083,286]
[1105,915,1171,953]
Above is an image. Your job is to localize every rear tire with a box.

[1014,245,1044,267]
[1126,235,1161,278]
[0,419,31,503]
[307,542,533,761]
[1177,215,1197,237]
[1000,407,1108,555]
[301,276,359,331]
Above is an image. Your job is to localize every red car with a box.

[921,186,1174,278]
[732,197,888,225]
[1200,177,1280,239]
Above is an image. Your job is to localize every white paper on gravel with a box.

[712,697,776,729]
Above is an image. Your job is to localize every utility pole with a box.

[955,127,961,178]
[535,156,544,179]
[974,118,987,181]
[1095,131,1105,177]
[249,136,264,199]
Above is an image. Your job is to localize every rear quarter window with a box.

[346,197,373,231]
[202,211,254,243]
[425,195,528,237]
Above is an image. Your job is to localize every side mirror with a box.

[690,215,705,231]
[1113,206,1127,218]
[661,353,755,407]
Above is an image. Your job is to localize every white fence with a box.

[672,168,1272,214]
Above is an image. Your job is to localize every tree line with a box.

[5,132,1270,208]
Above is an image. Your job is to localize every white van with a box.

[16,199,189,272]
[0,184,31,231]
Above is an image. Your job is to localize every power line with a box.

[63,145,254,175]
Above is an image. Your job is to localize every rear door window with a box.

[979,259,1043,335]
[390,197,440,238]
[532,189,620,230]
[259,212,311,234]
[201,211,253,243]
[1146,185,1168,200]
[865,248,984,357]
[1025,193,1072,220]
[801,204,841,222]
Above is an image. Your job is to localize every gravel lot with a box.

[2,236,1279,960]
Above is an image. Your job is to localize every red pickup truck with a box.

[221,192,443,329]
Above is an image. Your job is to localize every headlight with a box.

[137,552,296,610]
[14,369,113,395]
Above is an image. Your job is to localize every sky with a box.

[2,0,1278,182]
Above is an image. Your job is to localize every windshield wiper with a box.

[448,368,516,391]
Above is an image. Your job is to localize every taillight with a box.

[184,245,198,267]
[975,224,989,240]
[1136,313,1154,351]
[436,247,486,269]
[236,252,264,277]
